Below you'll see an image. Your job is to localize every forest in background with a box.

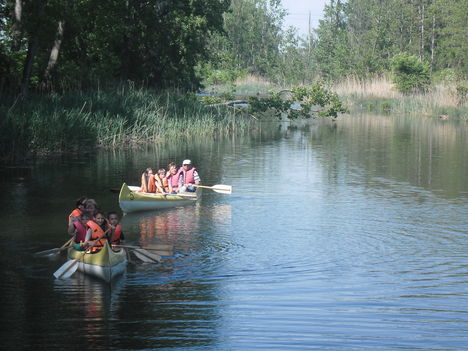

[1,0,466,95]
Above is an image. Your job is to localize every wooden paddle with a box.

[194,184,232,194]
[53,231,108,279]
[34,237,74,257]
[143,244,174,251]
[130,248,162,263]
[115,245,173,257]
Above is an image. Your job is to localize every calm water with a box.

[0,114,467,350]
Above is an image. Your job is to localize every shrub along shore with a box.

[0,86,253,163]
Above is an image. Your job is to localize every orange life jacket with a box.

[155,176,169,193]
[111,224,123,245]
[68,208,82,226]
[86,220,108,252]
[140,173,156,193]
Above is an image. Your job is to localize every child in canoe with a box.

[84,211,109,252]
[108,212,125,246]
[68,196,87,225]
[166,162,181,193]
[155,168,170,194]
[68,212,90,251]
[139,167,156,193]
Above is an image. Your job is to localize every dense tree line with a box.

[313,0,467,80]
[1,0,465,97]
[204,0,466,85]
[0,0,229,96]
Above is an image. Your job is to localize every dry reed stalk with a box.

[235,74,273,87]
[334,76,465,109]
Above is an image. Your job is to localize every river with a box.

[0,113,467,350]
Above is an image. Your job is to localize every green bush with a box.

[391,53,431,94]
[248,82,348,119]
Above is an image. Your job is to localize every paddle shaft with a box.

[115,245,172,256]
[35,237,74,256]
[193,184,232,194]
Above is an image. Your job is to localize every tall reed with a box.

[334,76,467,118]
[0,86,253,162]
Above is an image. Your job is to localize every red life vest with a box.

[68,208,82,225]
[73,220,88,243]
[87,220,108,251]
[111,224,123,245]
[181,167,197,184]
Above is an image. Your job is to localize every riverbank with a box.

[0,86,253,163]
[208,75,467,120]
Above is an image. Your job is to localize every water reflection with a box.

[121,202,232,256]
[1,114,467,350]
[310,115,468,197]
[52,273,126,348]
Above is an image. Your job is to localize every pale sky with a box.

[281,0,328,36]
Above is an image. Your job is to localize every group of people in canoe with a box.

[68,197,124,252]
[140,159,201,194]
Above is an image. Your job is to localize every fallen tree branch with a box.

[206,99,248,107]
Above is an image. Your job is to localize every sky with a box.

[281,0,328,37]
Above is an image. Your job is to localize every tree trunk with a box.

[418,1,425,61]
[430,13,435,74]
[20,36,39,97]
[11,0,23,51]
[42,20,65,91]
[20,0,45,97]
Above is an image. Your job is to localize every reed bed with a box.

[0,86,253,162]
[334,76,467,118]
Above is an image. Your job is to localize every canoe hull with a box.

[68,241,127,283]
[118,183,198,213]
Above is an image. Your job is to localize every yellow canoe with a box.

[67,241,127,282]
[118,182,198,213]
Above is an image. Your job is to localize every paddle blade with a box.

[150,250,173,257]
[133,249,161,263]
[53,259,79,279]
[211,184,232,194]
[144,244,174,251]
[35,248,62,257]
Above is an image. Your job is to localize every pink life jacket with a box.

[181,167,197,184]
[167,168,182,187]
[73,220,88,243]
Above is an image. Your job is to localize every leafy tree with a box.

[391,53,431,93]
[0,0,230,95]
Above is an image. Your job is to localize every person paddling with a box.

[84,211,109,252]
[179,159,201,193]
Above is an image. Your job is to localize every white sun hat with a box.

[182,159,192,165]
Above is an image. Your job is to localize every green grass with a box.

[0,86,254,163]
